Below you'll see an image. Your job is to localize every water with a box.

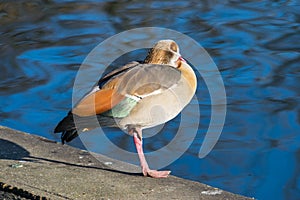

[1,1,299,199]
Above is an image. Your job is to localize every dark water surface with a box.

[1,1,300,199]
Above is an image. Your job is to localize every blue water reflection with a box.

[0,1,299,199]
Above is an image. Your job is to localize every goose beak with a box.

[176,56,186,68]
[179,56,186,63]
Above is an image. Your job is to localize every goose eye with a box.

[170,42,178,52]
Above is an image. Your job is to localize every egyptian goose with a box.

[54,40,197,178]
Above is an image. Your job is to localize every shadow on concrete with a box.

[0,139,30,160]
[0,139,141,177]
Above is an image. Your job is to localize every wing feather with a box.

[116,64,181,97]
[72,89,124,116]
[72,63,181,117]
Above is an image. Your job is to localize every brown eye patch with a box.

[170,42,178,52]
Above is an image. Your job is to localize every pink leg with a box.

[132,130,171,178]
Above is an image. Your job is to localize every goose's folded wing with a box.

[98,61,140,89]
[72,62,139,117]
[72,88,124,116]
[115,64,181,98]
[72,63,181,117]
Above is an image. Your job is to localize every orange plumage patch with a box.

[72,89,124,117]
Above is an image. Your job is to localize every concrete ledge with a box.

[0,126,252,200]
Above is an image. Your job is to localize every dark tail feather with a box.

[54,112,78,144]
[54,112,119,144]
[61,129,78,144]
[54,112,74,133]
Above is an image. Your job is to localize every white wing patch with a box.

[125,94,142,102]
[137,88,163,98]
